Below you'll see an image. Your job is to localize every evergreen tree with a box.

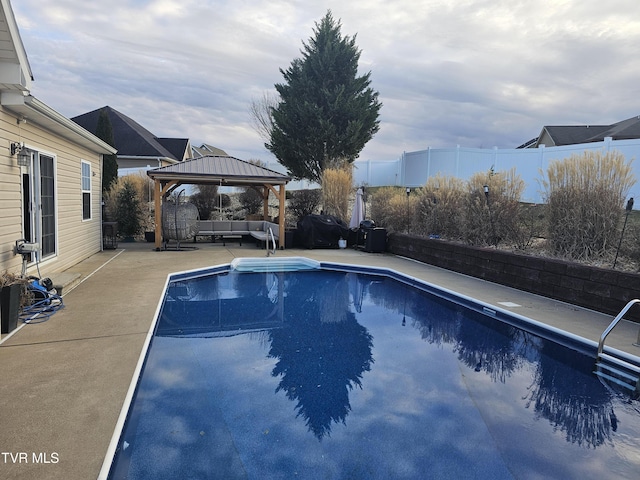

[267,11,381,183]
[115,180,143,238]
[96,108,118,192]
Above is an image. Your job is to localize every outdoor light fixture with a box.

[10,141,22,156]
[614,197,635,269]
[11,142,30,167]
[483,184,497,246]
[17,150,30,167]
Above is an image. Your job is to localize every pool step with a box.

[594,352,640,392]
[230,257,320,273]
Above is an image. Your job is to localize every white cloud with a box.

[11,0,640,162]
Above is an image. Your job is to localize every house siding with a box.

[0,109,28,271]
[0,105,104,277]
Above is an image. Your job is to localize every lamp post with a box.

[613,197,634,269]
[430,190,439,239]
[483,185,496,246]
[406,187,411,233]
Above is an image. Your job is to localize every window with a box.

[81,161,91,220]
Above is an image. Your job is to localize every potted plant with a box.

[0,272,30,334]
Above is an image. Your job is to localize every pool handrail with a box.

[267,226,277,256]
[597,298,640,356]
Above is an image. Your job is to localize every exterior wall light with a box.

[11,142,30,167]
[10,141,22,156]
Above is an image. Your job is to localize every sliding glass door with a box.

[21,151,57,261]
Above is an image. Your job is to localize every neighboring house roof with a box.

[157,137,191,161]
[521,115,640,148]
[71,106,186,162]
[192,143,228,157]
[585,115,640,142]
[516,138,538,149]
[147,155,290,186]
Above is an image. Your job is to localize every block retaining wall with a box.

[386,233,640,320]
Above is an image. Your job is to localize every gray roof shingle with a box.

[71,106,187,160]
[522,115,640,148]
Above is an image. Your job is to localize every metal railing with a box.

[597,299,640,356]
[266,227,277,257]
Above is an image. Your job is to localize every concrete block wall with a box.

[387,233,640,319]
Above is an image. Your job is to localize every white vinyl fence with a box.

[337,137,640,205]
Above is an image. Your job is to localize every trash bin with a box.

[364,228,386,253]
[358,220,376,248]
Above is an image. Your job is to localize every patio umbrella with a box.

[349,188,365,229]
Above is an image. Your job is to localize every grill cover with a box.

[297,214,350,249]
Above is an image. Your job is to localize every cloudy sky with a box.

[11,0,640,163]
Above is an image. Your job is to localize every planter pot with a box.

[1,284,21,334]
[144,231,155,242]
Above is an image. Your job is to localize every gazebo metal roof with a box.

[147,155,291,185]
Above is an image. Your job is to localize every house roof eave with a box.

[0,0,33,91]
[1,92,117,155]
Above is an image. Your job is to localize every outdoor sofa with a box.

[195,220,280,247]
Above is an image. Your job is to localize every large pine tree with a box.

[95,108,118,192]
[267,11,381,183]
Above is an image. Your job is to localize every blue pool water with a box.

[106,264,640,479]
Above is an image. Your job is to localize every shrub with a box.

[321,166,352,222]
[219,193,231,209]
[114,179,144,238]
[415,174,466,239]
[369,187,418,233]
[104,174,154,229]
[288,189,322,223]
[191,184,219,220]
[465,168,525,246]
[238,187,263,216]
[542,150,635,259]
[125,172,154,204]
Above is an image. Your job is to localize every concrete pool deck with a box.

[1,240,639,480]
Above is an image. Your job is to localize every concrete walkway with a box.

[1,241,639,480]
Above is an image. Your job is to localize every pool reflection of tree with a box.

[161,271,629,449]
[268,272,374,440]
[524,342,619,448]
[368,279,624,450]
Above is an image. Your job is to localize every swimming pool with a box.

[102,259,640,479]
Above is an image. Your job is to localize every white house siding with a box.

[0,105,104,277]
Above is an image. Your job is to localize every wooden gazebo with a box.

[147,155,291,250]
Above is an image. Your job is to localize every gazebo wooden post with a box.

[154,179,162,250]
[279,184,286,249]
[262,186,269,221]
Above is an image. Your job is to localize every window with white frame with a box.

[81,160,91,220]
